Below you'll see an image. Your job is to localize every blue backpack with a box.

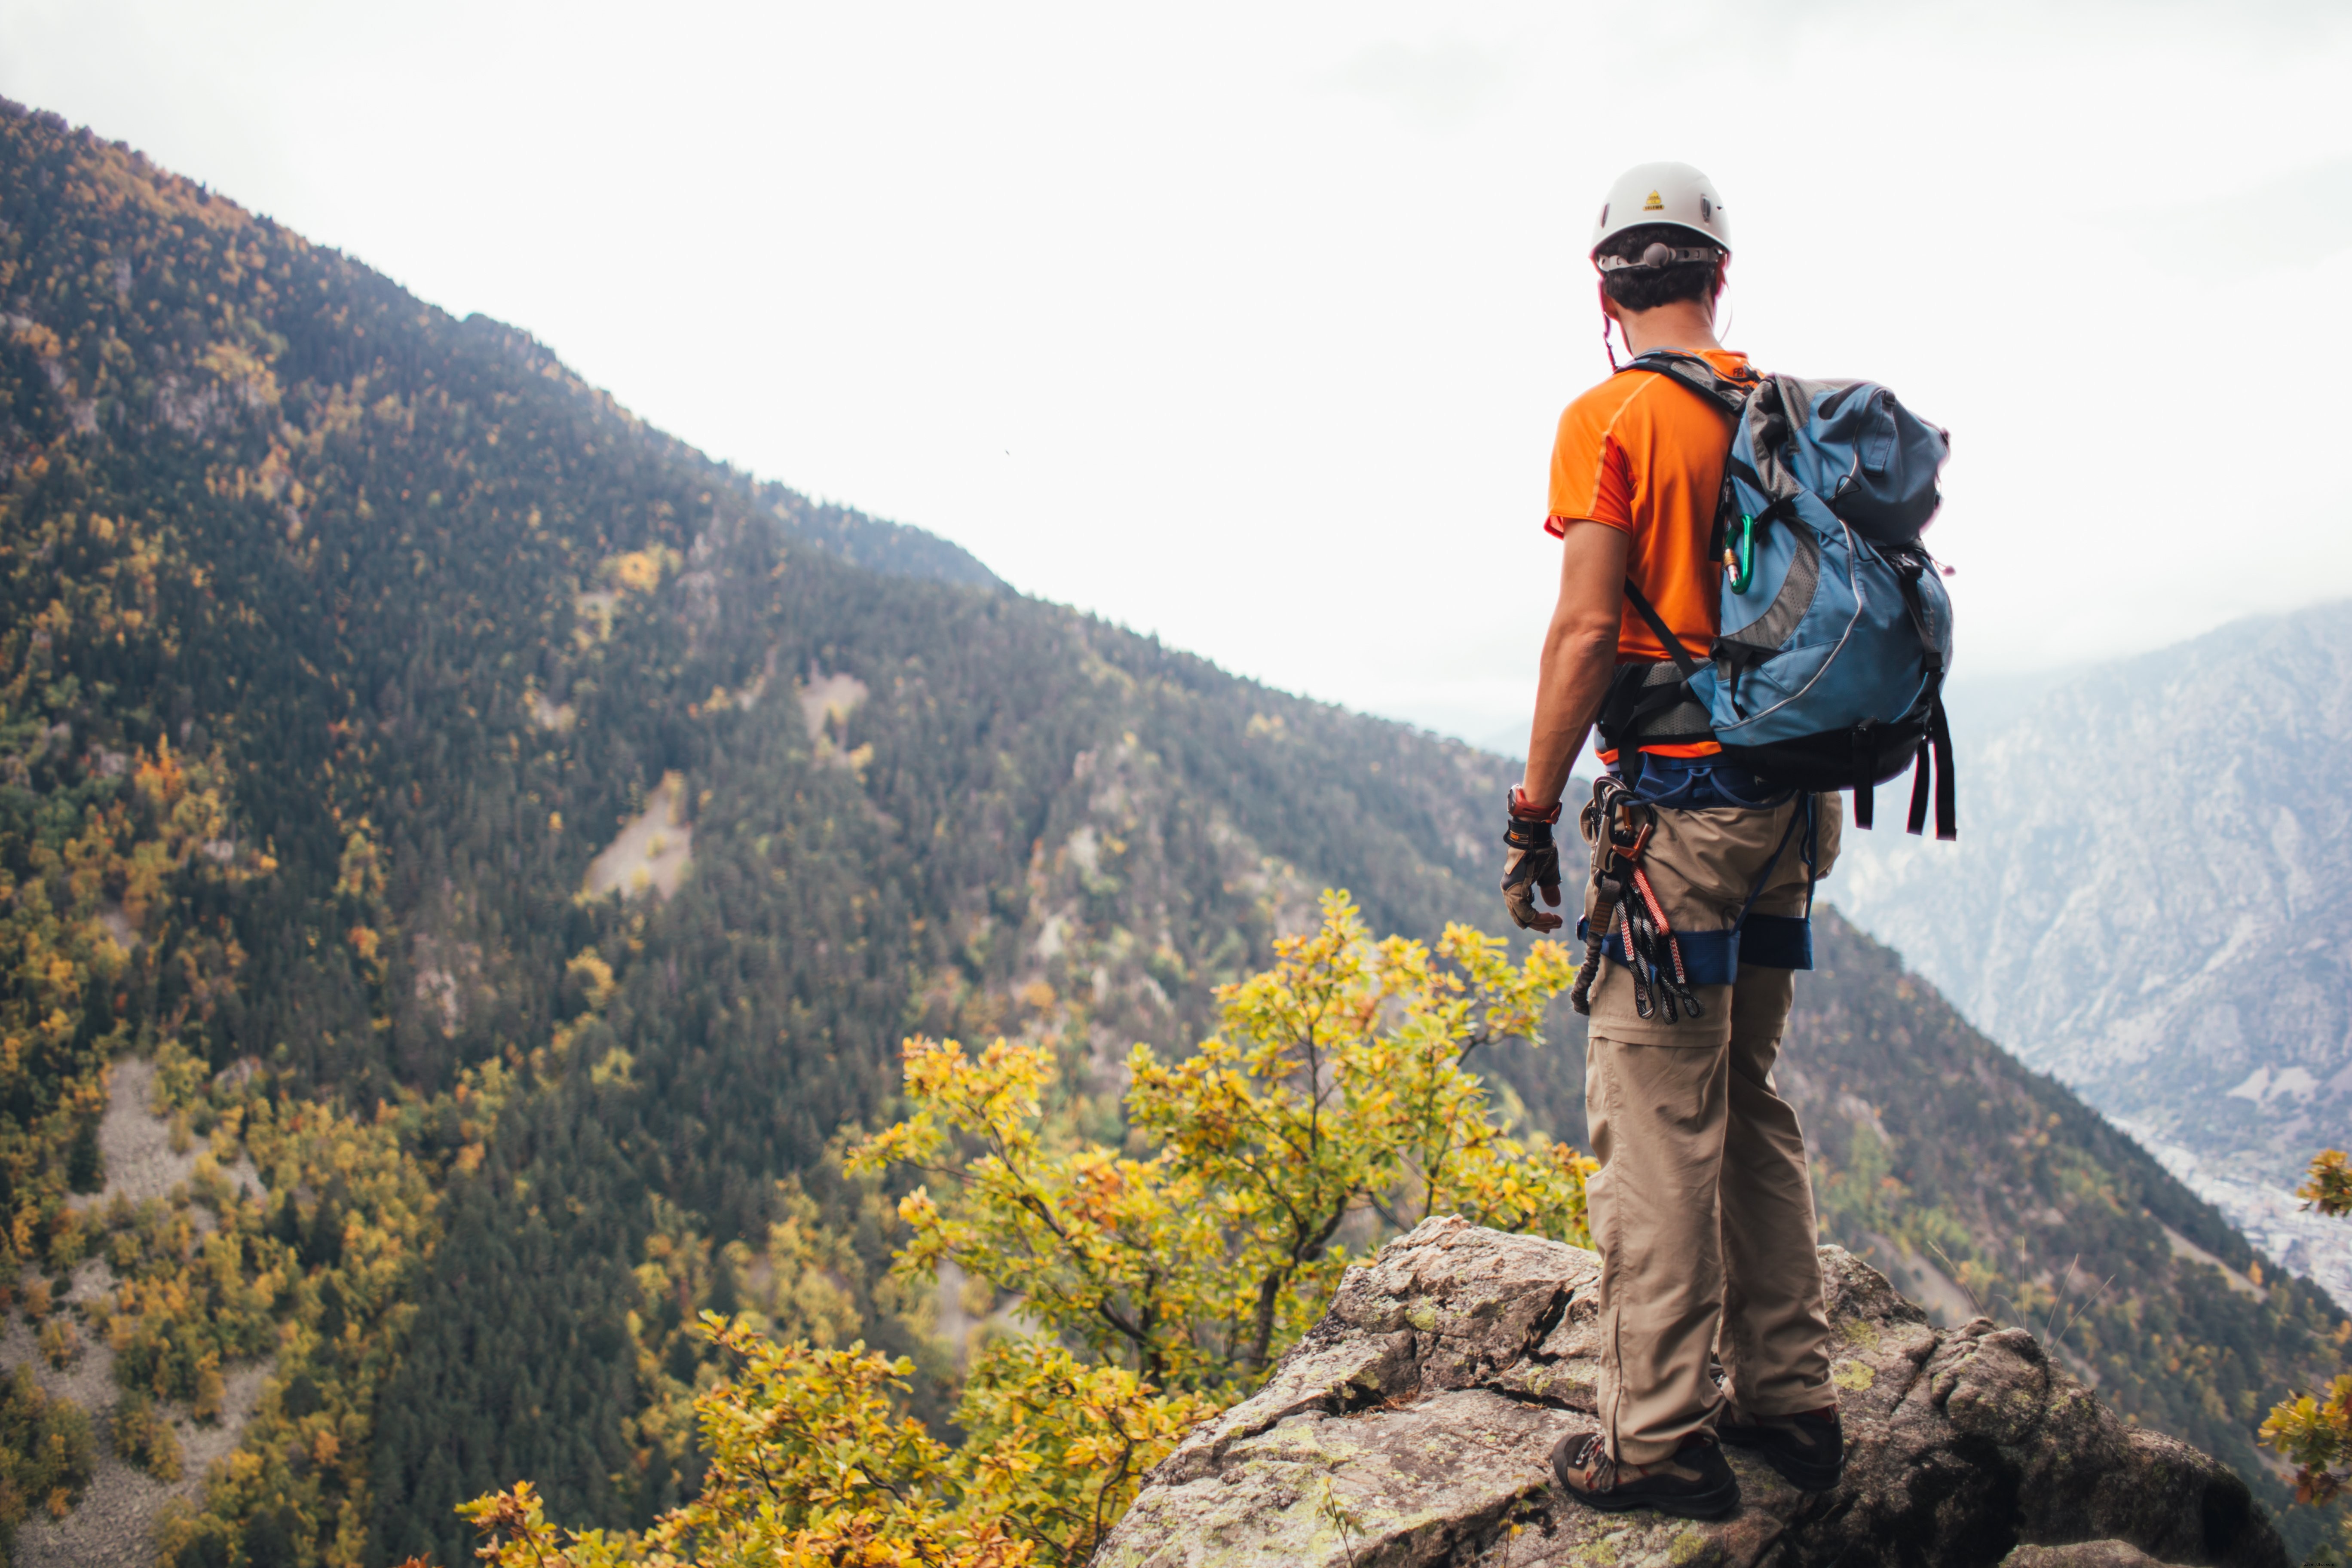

[1597,350,1958,839]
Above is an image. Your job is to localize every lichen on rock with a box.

[1098,1216,2288,1568]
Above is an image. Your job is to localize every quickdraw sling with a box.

[1569,775,1703,1023]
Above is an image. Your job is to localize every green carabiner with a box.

[1725,514,1757,594]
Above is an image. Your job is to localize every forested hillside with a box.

[0,103,1517,1566]
[0,99,2345,1566]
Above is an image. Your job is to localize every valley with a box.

[1833,606,2352,1313]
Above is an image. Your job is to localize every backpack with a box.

[1595,349,1958,839]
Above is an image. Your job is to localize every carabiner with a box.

[1724,513,1758,594]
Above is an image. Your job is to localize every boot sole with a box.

[1719,1430,1843,1493]
[1556,1472,1741,1520]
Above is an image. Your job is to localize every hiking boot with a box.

[1718,1405,1844,1491]
[1551,1430,1739,1519]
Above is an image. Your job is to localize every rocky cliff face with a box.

[1099,1218,2285,1568]
[1829,605,2352,1303]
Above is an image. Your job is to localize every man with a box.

[1501,162,1845,1519]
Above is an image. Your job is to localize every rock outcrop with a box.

[1098,1218,2287,1568]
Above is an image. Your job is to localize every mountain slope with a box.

[1,99,2345,1567]
[1831,603,2352,1304]
[0,100,1517,1565]
[1789,909,2339,1545]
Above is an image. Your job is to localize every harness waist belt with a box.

[1573,913,1813,984]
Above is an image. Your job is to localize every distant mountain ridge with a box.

[452,315,1005,591]
[1831,601,2352,1303]
[761,483,1003,589]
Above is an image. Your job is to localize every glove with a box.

[1501,787,1564,932]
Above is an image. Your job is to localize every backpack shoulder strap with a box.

[1622,351,1758,556]
[1618,349,1755,420]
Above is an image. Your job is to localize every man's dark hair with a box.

[1597,222,1724,313]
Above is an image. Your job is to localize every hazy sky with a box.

[5,1,2349,748]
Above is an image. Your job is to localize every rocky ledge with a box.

[1098,1217,2286,1568]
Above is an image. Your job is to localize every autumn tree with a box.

[859,891,1587,1390]
[2263,1149,2352,1559]
[462,891,1586,1566]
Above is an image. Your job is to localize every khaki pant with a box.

[1582,790,1841,1464]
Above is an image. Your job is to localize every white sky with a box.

[6,0,2351,750]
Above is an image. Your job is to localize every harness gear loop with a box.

[1568,776,1703,1021]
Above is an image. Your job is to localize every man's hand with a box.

[1501,789,1564,932]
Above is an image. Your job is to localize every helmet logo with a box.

[1642,189,1664,211]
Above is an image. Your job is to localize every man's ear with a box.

[1596,276,1622,325]
[1711,258,1729,303]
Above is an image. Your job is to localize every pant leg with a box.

[1716,964,1835,1417]
[1584,1030,1731,1465]
[1580,787,1844,1455]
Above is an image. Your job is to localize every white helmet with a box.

[1589,162,1732,267]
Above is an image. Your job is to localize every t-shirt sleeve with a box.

[1544,403,1636,539]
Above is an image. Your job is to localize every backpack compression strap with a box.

[1890,559,1958,842]
[1620,577,1705,680]
[1905,692,1957,840]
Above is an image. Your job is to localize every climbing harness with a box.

[1570,776,1701,1023]
[1569,776,1821,1021]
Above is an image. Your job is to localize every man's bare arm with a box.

[1521,520,1628,809]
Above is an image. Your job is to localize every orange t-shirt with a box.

[1545,349,1755,757]
[1545,349,1754,658]
[1533,348,1759,762]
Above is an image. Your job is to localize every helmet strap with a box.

[1602,309,1621,371]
